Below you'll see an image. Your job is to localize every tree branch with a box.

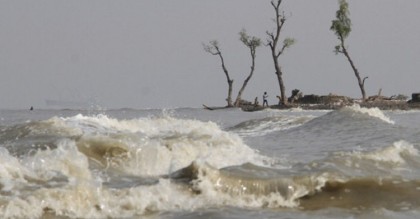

[277,44,287,58]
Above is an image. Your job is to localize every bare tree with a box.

[203,40,234,107]
[234,29,262,106]
[266,0,295,106]
[331,0,368,101]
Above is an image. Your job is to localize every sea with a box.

[0,105,419,219]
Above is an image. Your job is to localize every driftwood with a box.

[203,103,265,112]
[202,104,229,110]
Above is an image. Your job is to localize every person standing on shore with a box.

[263,92,269,107]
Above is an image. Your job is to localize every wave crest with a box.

[23,114,270,176]
[172,161,330,208]
[172,160,420,211]
[343,105,395,124]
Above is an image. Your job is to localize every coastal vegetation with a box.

[234,30,262,107]
[203,0,419,111]
[203,30,261,107]
[266,0,295,106]
[203,40,234,107]
[331,0,368,101]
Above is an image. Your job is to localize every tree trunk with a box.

[276,68,287,105]
[268,0,288,106]
[227,79,233,107]
[218,53,234,107]
[234,49,256,106]
[340,38,367,101]
[271,49,287,105]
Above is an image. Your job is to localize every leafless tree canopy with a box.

[266,0,295,105]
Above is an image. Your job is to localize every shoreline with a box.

[205,93,420,112]
[236,100,420,112]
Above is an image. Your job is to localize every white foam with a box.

[362,140,419,164]
[122,119,269,175]
[0,176,228,218]
[345,105,395,124]
[189,161,297,208]
[0,140,208,218]
[0,148,33,192]
[187,162,338,209]
[0,141,99,218]
[53,114,270,176]
[22,140,94,183]
[335,140,419,167]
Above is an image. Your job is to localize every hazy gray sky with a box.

[1,0,419,109]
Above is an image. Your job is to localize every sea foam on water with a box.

[345,104,395,124]
[0,107,419,218]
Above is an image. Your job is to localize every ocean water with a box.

[0,105,419,219]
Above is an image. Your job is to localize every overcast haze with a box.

[1,0,419,109]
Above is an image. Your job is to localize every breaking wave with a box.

[171,140,420,210]
[287,105,396,137]
[0,110,418,218]
[344,105,395,124]
[0,113,276,218]
[1,114,272,176]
